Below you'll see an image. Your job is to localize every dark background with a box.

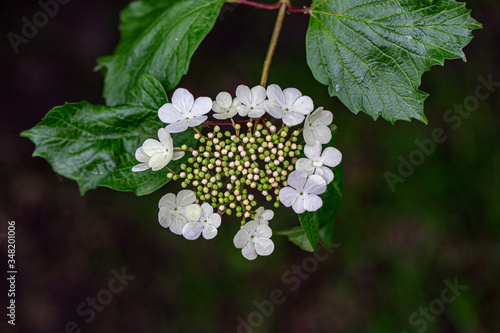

[1,0,499,332]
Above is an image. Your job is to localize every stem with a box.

[166,166,178,176]
[230,0,281,10]
[260,0,287,87]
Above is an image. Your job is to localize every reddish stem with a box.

[236,0,281,10]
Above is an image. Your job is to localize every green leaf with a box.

[126,73,168,110]
[306,0,481,123]
[277,226,315,252]
[98,0,225,106]
[21,76,196,195]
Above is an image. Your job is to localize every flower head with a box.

[158,88,212,133]
[182,203,221,240]
[279,170,327,214]
[158,190,202,234]
[253,206,274,225]
[212,92,239,120]
[233,221,274,260]
[132,128,184,172]
[235,85,267,118]
[265,84,314,126]
[303,107,333,145]
[295,141,342,184]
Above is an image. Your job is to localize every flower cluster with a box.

[132,84,342,260]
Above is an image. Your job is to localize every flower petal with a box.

[311,126,332,145]
[165,120,189,133]
[314,109,333,125]
[254,238,275,256]
[266,84,285,107]
[208,213,221,228]
[158,103,184,124]
[176,190,196,206]
[172,88,194,113]
[135,147,150,163]
[283,87,302,107]
[314,166,334,184]
[241,243,258,260]
[233,229,250,248]
[286,170,308,190]
[304,141,322,160]
[248,107,266,118]
[292,95,314,115]
[244,221,259,234]
[180,203,202,222]
[202,225,218,240]
[172,150,185,161]
[216,92,232,109]
[186,116,208,128]
[261,209,274,221]
[200,203,213,218]
[158,193,176,208]
[303,194,323,212]
[278,187,299,207]
[132,162,150,172]
[282,112,305,126]
[157,128,172,148]
[236,105,250,117]
[320,147,342,167]
[251,85,267,105]
[295,158,315,175]
[169,214,188,235]
[303,175,327,195]
[256,224,272,238]
[265,103,284,119]
[292,196,306,214]
[158,207,173,228]
[236,85,252,106]
[182,222,204,240]
[149,153,170,171]
[190,97,212,116]
[142,139,165,156]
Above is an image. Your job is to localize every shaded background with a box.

[1,0,499,332]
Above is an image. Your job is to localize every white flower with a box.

[235,85,267,118]
[212,92,239,120]
[233,221,274,260]
[295,141,342,184]
[132,128,185,172]
[182,203,221,240]
[303,107,333,145]
[265,84,314,126]
[253,207,274,225]
[158,88,212,133]
[158,190,202,235]
[279,170,327,214]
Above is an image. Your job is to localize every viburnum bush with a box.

[21,0,480,259]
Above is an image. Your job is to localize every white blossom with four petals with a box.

[158,88,212,133]
[235,85,267,118]
[182,203,221,240]
[279,170,327,214]
[158,190,202,235]
[132,128,184,172]
[296,141,342,184]
[233,221,275,260]
[303,107,334,145]
[253,206,274,225]
[212,92,240,120]
[265,84,314,126]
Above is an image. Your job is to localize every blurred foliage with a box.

[1,0,499,332]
